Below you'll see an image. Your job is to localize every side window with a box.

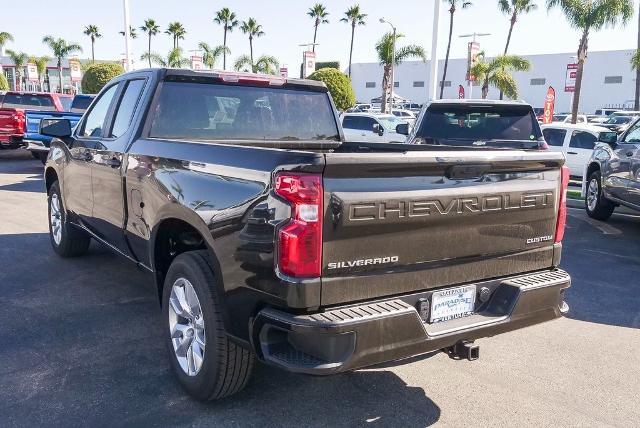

[542,128,567,147]
[342,116,358,129]
[623,121,640,143]
[360,117,376,131]
[569,131,597,150]
[59,97,72,111]
[110,80,146,138]
[79,85,119,138]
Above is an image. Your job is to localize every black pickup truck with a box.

[41,69,571,401]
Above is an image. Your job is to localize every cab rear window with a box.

[2,94,57,111]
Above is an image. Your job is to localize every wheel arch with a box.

[44,167,59,194]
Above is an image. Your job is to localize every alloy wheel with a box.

[587,178,599,212]
[50,194,62,245]
[168,278,206,376]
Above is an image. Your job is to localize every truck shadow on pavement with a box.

[0,232,441,427]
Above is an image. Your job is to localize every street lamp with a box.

[380,18,396,113]
[122,0,132,71]
[428,0,441,102]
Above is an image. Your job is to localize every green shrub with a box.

[0,73,9,91]
[315,61,340,70]
[81,63,124,94]
[308,68,355,111]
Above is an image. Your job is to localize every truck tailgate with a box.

[321,150,565,305]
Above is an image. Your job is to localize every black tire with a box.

[47,181,91,257]
[585,170,615,221]
[162,250,254,401]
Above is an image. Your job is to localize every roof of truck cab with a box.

[427,99,528,106]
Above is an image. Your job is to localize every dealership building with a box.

[349,49,637,113]
[1,57,82,93]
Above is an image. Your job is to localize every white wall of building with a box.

[349,50,637,113]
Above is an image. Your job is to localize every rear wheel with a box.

[585,170,615,221]
[48,181,91,257]
[162,250,254,401]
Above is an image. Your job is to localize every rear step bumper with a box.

[252,269,571,375]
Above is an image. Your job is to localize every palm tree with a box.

[469,52,531,99]
[234,54,279,74]
[497,0,536,99]
[198,43,229,69]
[547,0,633,123]
[141,48,190,68]
[83,25,101,62]
[29,55,50,91]
[166,22,186,49]
[375,32,426,113]
[308,3,330,52]
[42,36,82,93]
[340,5,367,78]
[214,8,238,70]
[119,26,138,39]
[240,18,265,67]
[635,2,640,110]
[440,1,472,98]
[6,50,28,91]
[140,19,160,68]
[0,31,14,56]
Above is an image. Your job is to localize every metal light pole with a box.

[459,32,490,99]
[428,0,441,102]
[380,18,396,112]
[123,0,132,71]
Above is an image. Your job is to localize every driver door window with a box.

[79,84,119,138]
[623,121,640,143]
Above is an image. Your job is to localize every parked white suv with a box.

[341,113,409,143]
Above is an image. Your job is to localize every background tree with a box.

[0,73,9,91]
[240,18,265,68]
[547,0,633,123]
[83,25,101,62]
[497,0,537,99]
[29,55,50,91]
[308,68,356,110]
[635,2,640,110]
[0,31,14,56]
[440,0,472,98]
[141,48,190,68]
[198,42,229,69]
[140,19,160,68]
[214,8,238,70]
[42,36,82,93]
[375,32,426,113]
[234,54,279,74]
[81,62,124,93]
[308,3,330,52]
[469,52,531,99]
[340,5,367,78]
[6,50,28,91]
[119,26,138,39]
[166,22,186,49]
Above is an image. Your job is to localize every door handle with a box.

[104,157,121,168]
[626,151,635,157]
[567,151,578,155]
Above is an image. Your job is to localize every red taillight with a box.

[12,110,25,134]
[275,172,323,278]
[554,165,570,243]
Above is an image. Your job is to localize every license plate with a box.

[430,285,476,324]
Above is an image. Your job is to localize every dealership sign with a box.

[565,63,577,92]
[191,56,203,70]
[466,42,480,82]
[458,85,465,99]
[26,63,38,82]
[279,67,288,78]
[69,59,82,82]
[302,51,316,78]
[542,86,556,124]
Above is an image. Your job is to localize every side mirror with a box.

[396,123,409,135]
[373,123,384,136]
[40,118,72,139]
[598,131,618,147]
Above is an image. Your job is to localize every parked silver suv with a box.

[582,117,640,220]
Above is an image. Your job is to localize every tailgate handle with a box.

[446,164,491,180]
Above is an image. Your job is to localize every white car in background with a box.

[541,122,617,178]
[391,109,417,126]
[341,112,409,143]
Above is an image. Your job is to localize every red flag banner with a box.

[458,85,465,99]
[543,86,556,125]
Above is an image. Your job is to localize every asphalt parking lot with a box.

[1,149,639,427]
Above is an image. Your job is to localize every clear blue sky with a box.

[2,0,639,70]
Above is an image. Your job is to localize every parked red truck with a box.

[0,92,72,150]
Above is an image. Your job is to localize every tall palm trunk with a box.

[500,11,517,100]
[249,36,254,71]
[348,22,355,78]
[57,58,63,93]
[482,78,489,99]
[223,27,228,70]
[380,64,391,113]
[312,18,319,52]
[572,31,589,124]
[147,34,152,68]
[91,37,95,62]
[440,6,455,99]
[635,4,640,110]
